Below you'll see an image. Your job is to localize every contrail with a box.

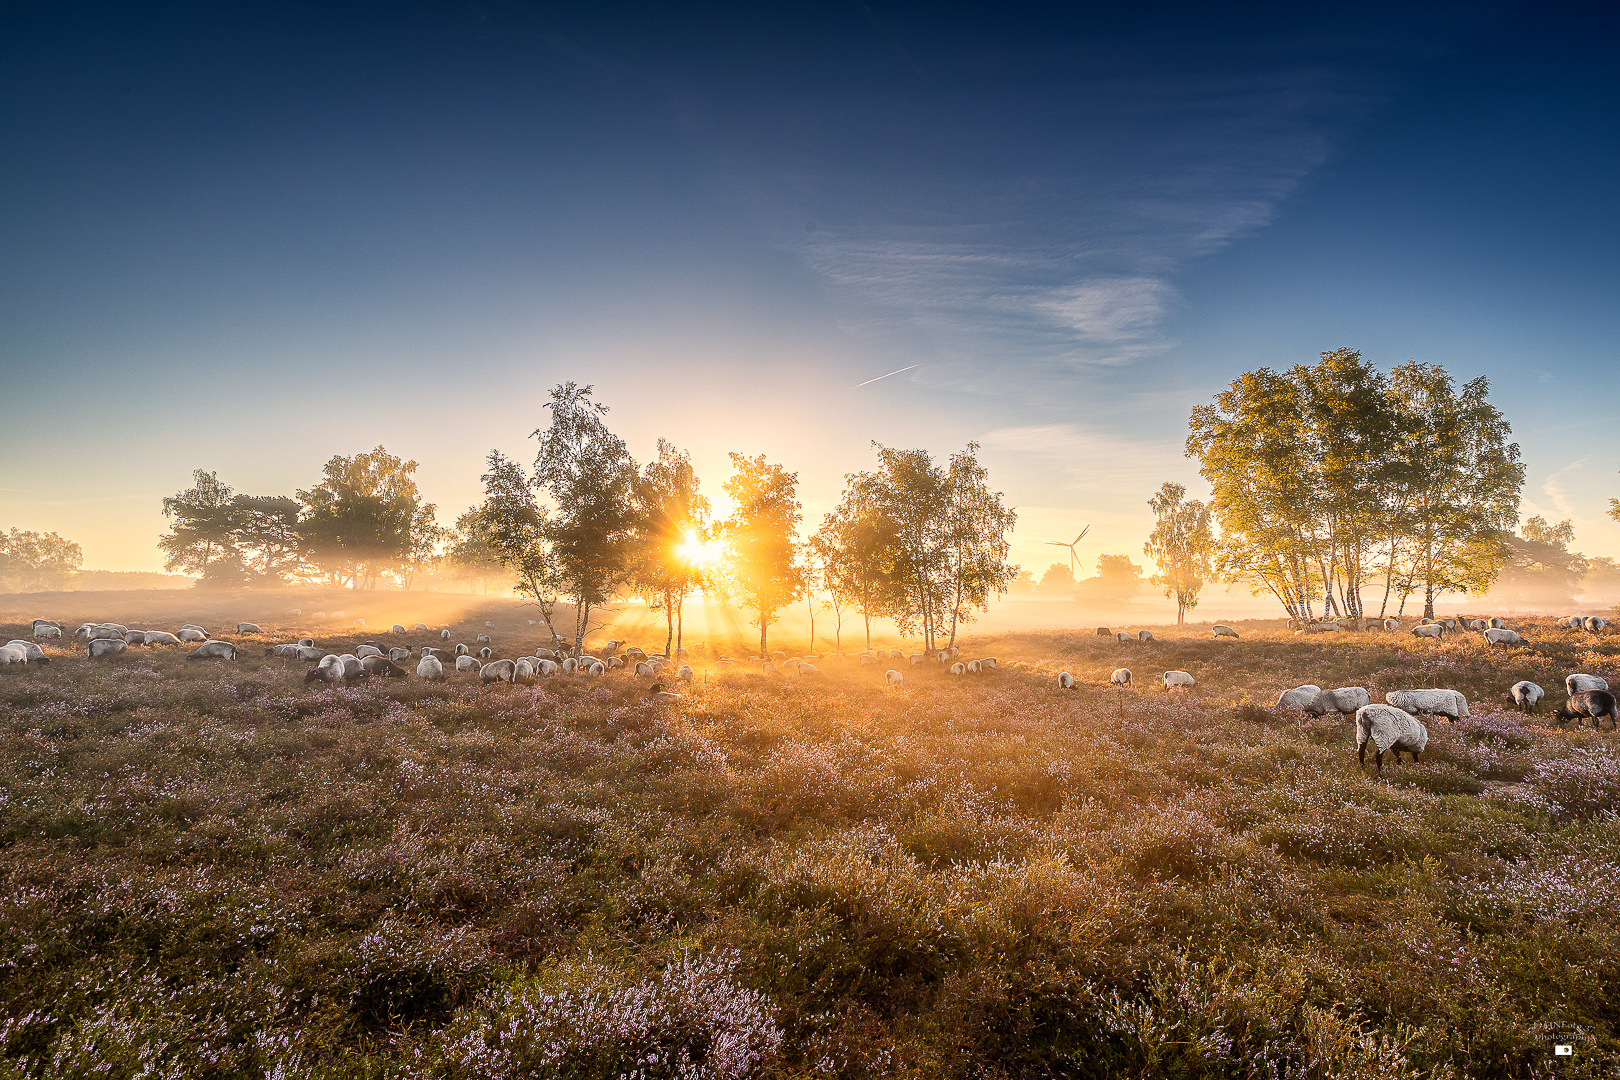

[849,364,919,389]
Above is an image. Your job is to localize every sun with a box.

[677,532,722,567]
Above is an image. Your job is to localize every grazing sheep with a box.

[889,649,904,660]
[588,662,606,676]
[391,624,406,634]
[1116,632,1132,643]
[1585,617,1611,632]
[950,662,967,675]
[360,655,407,677]
[187,640,239,660]
[1274,684,1322,710]
[534,648,558,660]
[1463,618,1487,631]
[478,647,493,659]
[330,612,345,619]
[312,612,326,618]
[648,682,685,703]
[0,644,32,666]
[537,659,559,676]
[966,660,982,674]
[414,622,428,631]
[86,626,122,641]
[1410,624,1444,640]
[1057,671,1074,689]
[236,623,261,634]
[455,655,479,672]
[1385,689,1469,723]
[122,630,147,646]
[299,638,315,647]
[1138,630,1154,642]
[980,658,998,670]
[480,659,517,683]
[909,653,925,666]
[177,628,207,643]
[1163,670,1195,689]
[1304,687,1372,719]
[1554,689,1619,731]
[605,656,623,670]
[416,655,444,680]
[1509,681,1544,714]
[305,654,347,684]
[454,643,468,656]
[512,659,534,680]
[1489,617,1506,629]
[634,662,653,676]
[294,646,324,663]
[143,631,180,645]
[88,638,128,658]
[859,652,877,665]
[3,641,51,665]
[389,647,411,662]
[1211,625,1239,639]
[32,624,62,640]
[1565,674,1608,696]
[441,629,451,640]
[561,657,578,674]
[1383,618,1400,631]
[678,664,694,681]
[102,623,128,633]
[885,669,904,685]
[1109,668,1132,686]
[797,663,818,676]
[1354,704,1428,775]
[476,633,490,643]
[267,643,304,658]
[1096,627,1111,637]
[356,644,384,658]
[1484,628,1525,646]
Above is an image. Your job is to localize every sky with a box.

[2,1,1618,578]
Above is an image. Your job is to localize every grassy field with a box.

[3,600,1620,1078]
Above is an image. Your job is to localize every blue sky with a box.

[2,2,1616,575]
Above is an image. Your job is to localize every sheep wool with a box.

[1057,671,1074,689]
[1163,670,1195,689]
[1110,668,1133,686]
[1384,689,1468,723]
[416,656,445,680]
[1509,681,1543,713]
[1354,704,1427,773]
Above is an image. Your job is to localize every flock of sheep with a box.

[9,613,1617,779]
[1285,612,1612,644]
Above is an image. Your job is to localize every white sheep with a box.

[299,638,314,647]
[177,628,207,643]
[306,654,347,684]
[513,659,534,679]
[858,652,877,665]
[1509,681,1544,713]
[1463,618,1487,631]
[267,643,304,658]
[416,655,444,680]
[479,647,493,659]
[389,647,411,662]
[441,629,451,640]
[1488,617,1506,629]
[1273,684,1322,709]
[178,624,204,633]
[888,649,903,660]
[285,608,302,616]
[1585,617,1610,632]
[330,612,346,619]
[537,659,560,676]
[0,643,31,666]
[588,662,606,676]
[1484,628,1525,646]
[1138,630,1154,642]
[356,644,384,659]
[908,653,925,666]
[676,664,694,681]
[1057,671,1074,689]
[950,662,966,676]
[1410,624,1444,639]
[885,669,903,685]
[476,633,490,643]
[1115,632,1133,643]
[295,645,325,663]
[3,641,50,665]
[1384,689,1468,723]
[560,657,578,674]
[187,640,239,660]
[1110,668,1133,686]
[1211,625,1239,639]
[481,659,516,683]
[414,622,428,631]
[797,662,818,676]
[979,657,998,670]
[102,623,128,633]
[236,623,261,634]
[312,612,326,618]
[33,624,62,640]
[352,619,365,628]
[1566,674,1608,695]
[454,644,468,656]
[86,626,123,641]
[392,624,406,634]
[1354,704,1428,774]
[966,660,982,674]
[143,631,181,646]
[1304,687,1371,719]
[122,630,147,646]
[1163,670,1195,689]
[455,655,478,672]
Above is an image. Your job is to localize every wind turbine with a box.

[1046,525,1090,577]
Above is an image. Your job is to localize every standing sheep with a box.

[236,623,261,634]
[1484,628,1526,646]
[88,638,128,658]
[885,669,904,685]
[416,655,445,680]
[1554,689,1619,730]
[1057,671,1074,689]
[1138,630,1155,643]
[1273,684,1322,710]
[1383,618,1400,631]
[305,655,347,684]
[480,660,517,683]
[1110,668,1133,686]
[3,641,51,665]
[1384,689,1469,723]
[1354,704,1428,775]
[1410,624,1444,640]
[455,655,478,673]
[187,640,238,660]
[1115,632,1133,643]
[33,624,62,640]
[1303,687,1372,719]
[1163,670,1194,689]
[1211,625,1239,639]
[1509,681,1544,714]
[1565,674,1608,696]
[441,629,451,640]
[1096,627,1111,637]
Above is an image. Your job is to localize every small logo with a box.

[1554,1044,1573,1056]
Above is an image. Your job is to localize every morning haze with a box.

[3,3,1620,1076]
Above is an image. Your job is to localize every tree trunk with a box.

[664,589,674,657]
[759,617,768,659]
[675,593,684,655]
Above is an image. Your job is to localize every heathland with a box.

[2,594,1619,1079]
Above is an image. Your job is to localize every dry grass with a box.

[2,607,1619,1078]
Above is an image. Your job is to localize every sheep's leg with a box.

[1358,737,1368,768]
[1392,749,1404,765]
[1375,749,1385,775]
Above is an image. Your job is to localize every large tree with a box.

[813,473,901,650]
[232,495,304,584]
[1494,516,1589,608]
[459,451,563,634]
[0,528,83,592]
[296,447,440,589]
[530,384,640,651]
[631,439,712,657]
[1143,481,1213,623]
[721,452,802,658]
[938,444,1018,647]
[159,470,242,585]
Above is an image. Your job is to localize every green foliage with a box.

[1143,481,1213,623]
[296,447,442,589]
[0,527,83,592]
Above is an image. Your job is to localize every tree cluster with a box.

[1186,349,1524,620]
[0,528,84,592]
[158,449,441,589]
